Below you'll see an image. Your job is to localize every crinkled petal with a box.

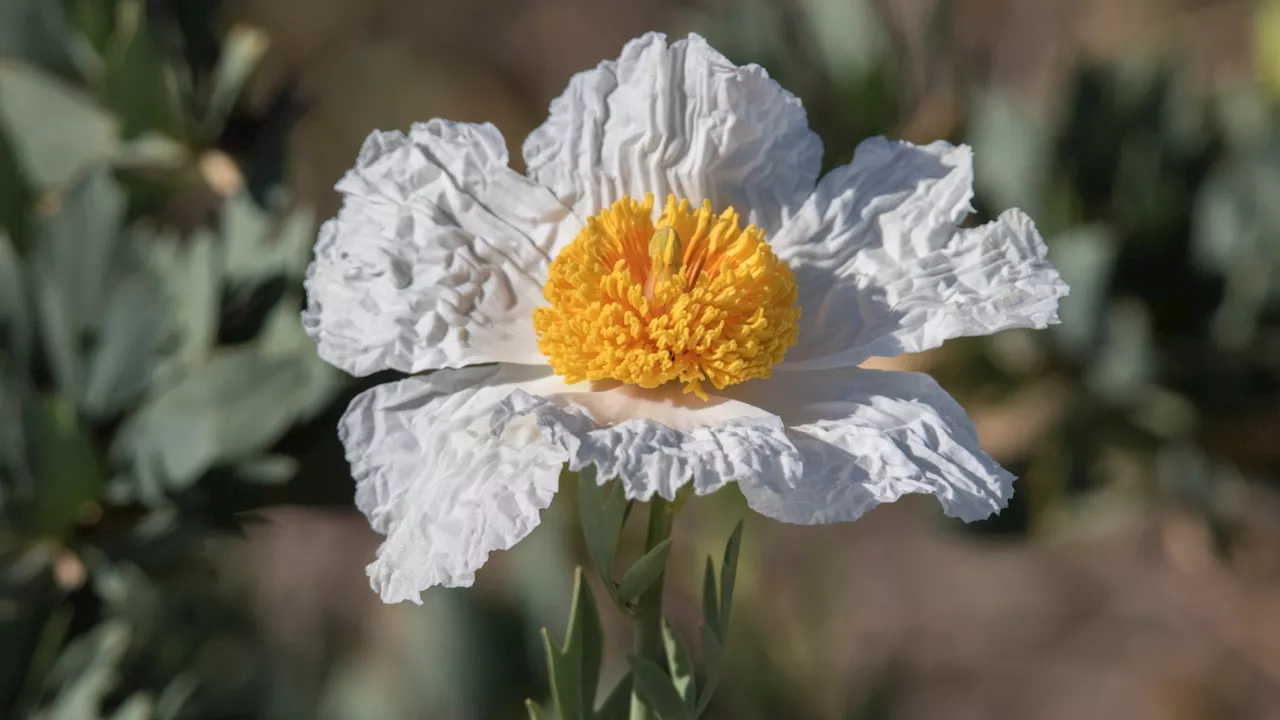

[304,120,579,376]
[493,380,801,502]
[773,137,1068,371]
[341,365,567,603]
[723,367,1014,524]
[343,364,803,601]
[523,32,822,237]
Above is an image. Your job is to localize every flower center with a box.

[533,194,800,400]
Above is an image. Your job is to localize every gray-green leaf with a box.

[0,0,77,79]
[694,626,724,718]
[616,538,672,603]
[0,62,119,189]
[233,454,298,486]
[202,25,269,138]
[626,655,689,720]
[83,273,169,418]
[701,556,719,638]
[36,167,126,335]
[524,699,549,720]
[542,567,603,720]
[718,520,744,637]
[110,348,310,499]
[661,620,696,711]
[0,230,30,367]
[578,465,629,594]
[30,394,102,536]
[594,673,632,720]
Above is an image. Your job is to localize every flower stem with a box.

[629,497,674,720]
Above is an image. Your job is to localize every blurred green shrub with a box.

[0,1,344,717]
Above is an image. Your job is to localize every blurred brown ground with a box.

[230,0,1279,718]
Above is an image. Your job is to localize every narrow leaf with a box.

[0,0,78,76]
[0,62,119,189]
[34,276,82,404]
[718,520,744,635]
[29,394,102,535]
[565,567,603,717]
[234,454,298,486]
[542,568,603,720]
[627,655,690,720]
[616,538,673,602]
[578,466,619,587]
[541,626,580,720]
[82,273,169,418]
[701,556,719,636]
[525,698,549,720]
[0,231,30,367]
[103,2,184,138]
[593,673,632,720]
[662,620,696,711]
[37,167,126,335]
[694,626,724,717]
[203,24,270,138]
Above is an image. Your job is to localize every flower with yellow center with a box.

[303,32,1069,603]
[534,194,800,399]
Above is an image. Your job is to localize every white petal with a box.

[342,364,803,601]
[523,32,822,235]
[493,380,801,502]
[341,365,567,603]
[773,137,1069,370]
[723,367,1014,524]
[303,120,578,376]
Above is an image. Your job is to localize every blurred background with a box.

[2,0,1279,718]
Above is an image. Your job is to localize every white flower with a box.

[303,33,1069,603]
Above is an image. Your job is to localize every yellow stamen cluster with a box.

[533,194,801,400]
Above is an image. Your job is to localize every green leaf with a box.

[661,620,696,711]
[36,167,126,335]
[578,465,629,593]
[0,231,30,367]
[69,0,120,57]
[28,621,131,720]
[1047,225,1119,357]
[233,454,298,486]
[1087,299,1155,404]
[968,89,1051,220]
[137,227,218,369]
[524,699,549,720]
[222,195,316,285]
[108,693,154,720]
[203,25,270,139]
[626,655,689,720]
[718,520,744,637]
[82,273,169,418]
[33,274,83,404]
[694,626,724,718]
[0,371,33,502]
[111,133,188,170]
[33,166,131,410]
[798,0,886,82]
[103,2,184,139]
[542,567,604,720]
[29,394,102,536]
[257,292,346,420]
[593,673,632,720]
[110,348,311,500]
[0,62,119,190]
[701,556,719,636]
[616,537,672,602]
[0,92,33,248]
[0,0,78,78]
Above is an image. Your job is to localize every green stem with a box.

[629,497,674,720]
